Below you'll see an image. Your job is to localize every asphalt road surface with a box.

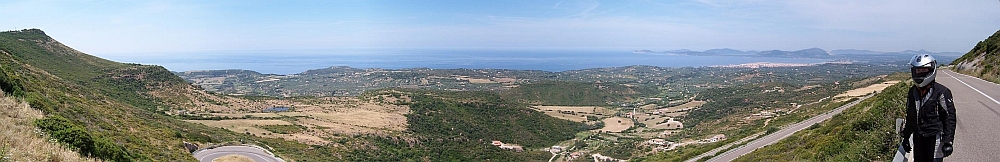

[934,70,1000,161]
[193,146,284,162]
[683,132,763,162]
[705,92,873,162]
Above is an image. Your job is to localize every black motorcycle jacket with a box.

[901,81,957,143]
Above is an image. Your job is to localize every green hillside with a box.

[733,81,909,161]
[953,29,1000,83]
[343,89,589,161]
[0,29,264,161]
[500,80,656,106]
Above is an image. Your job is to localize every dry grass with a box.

[834,81,899,101]
[185,119,293,136]
[184,119,333,145]
[539,111,590,122]
[599,117,634,133]
[636,114,673,129]
[639,104,658,111]
[212,154,254,162]
[186,119,293,127]
[0,93,98,162]
[654,101,706,114]
[534,106,615,115]
[208,113,283,118]
[181,96,411,145]
[302,110,408,131]
[534,106,615,122]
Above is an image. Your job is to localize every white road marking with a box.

[944,71,1000,106]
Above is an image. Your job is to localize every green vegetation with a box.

[408,91,587,147]
[258,125,306,134]
[0,91,97,161]
[0,29,302,161]
[685,81,846,129]
[954,29,1000,83]
[501,80,656,105]
[34,116,132,161]
[733,82,909,161]
[341,89,586,161]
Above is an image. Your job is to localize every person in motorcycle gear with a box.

[900,54,957,162]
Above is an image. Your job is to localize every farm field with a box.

[834,81,899,101]
[534,106,616,122]
[600,117,634,133]
[182,96,410,145]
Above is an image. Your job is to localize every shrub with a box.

[34,116,132,161]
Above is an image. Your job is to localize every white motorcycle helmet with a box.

[909,54,937,87]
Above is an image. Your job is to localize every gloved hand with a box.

[943,142,953,157]
[901,139,911,153]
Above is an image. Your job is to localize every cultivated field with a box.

[640,104,658,111]
[835,81,900,101]
[181,95,410,145]
[539,111,590,122]
[600,117,634,133]
[185,119,294,137]
[534,106,615,122]
[637,115,679,130]
[655,100,706,114]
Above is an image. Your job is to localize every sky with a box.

[2,0,1000,57]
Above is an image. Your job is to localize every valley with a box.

[0,28,930,161]
[172,57,911,161]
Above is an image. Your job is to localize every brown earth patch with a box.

[600,117,634,133]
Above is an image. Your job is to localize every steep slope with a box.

[733,81,908,161]
[0,29,257,161]
[953,29,1000,83]
[0,91,97,161]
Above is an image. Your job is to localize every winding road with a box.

[193,146,284,162]
[699,69,1000,161]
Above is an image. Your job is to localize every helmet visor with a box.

[911,67,931,78]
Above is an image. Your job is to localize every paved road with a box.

[934,70,1000,161]
[704,93,873,162]
[683,132,763,162]
[193,146,284,162]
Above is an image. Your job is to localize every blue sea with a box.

[103,49,830,75]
